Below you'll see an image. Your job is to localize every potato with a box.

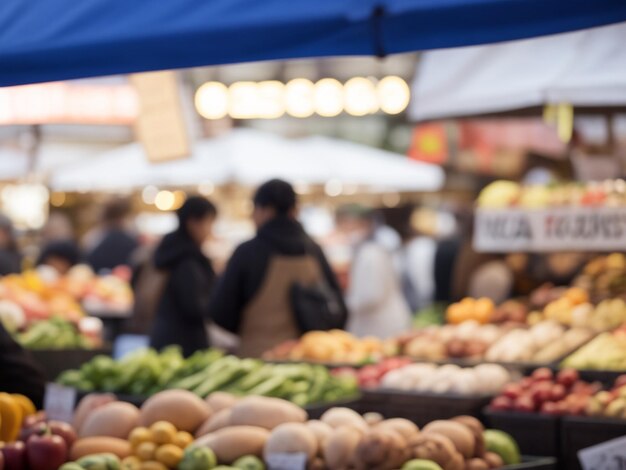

[70,437,132,460]
[140,390,211,433]
[79,401,140,439]
[320,407,368,433]
[322,426,361,470]
[230,396,306,430]
[195,409,232,438]
[264,423,318,460]
[205,392,238,413]
[194,425,269,464]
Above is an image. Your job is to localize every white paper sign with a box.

[579,435,626,470]
[474,207,626,252]
[44,383,76,423]
[266,452,307,470]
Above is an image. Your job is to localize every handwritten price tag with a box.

[579,435,626,470]
[266,453,307,470]
[44,383,76,423]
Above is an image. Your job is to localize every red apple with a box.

[490,396,513,411]
[614,375,626,389]
[48,421,77,449]
[26,432,68,470]
[550,384,567,401]
[514,395,536,413]
[540,401,560,415]
[532,367,554,382]
[530,382,553,405]
[556,369,579,387]
[502,383,523,400]
[1,442,27,470]
[519,377,534,389]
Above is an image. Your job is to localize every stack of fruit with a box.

[484,320,593,363]
[16,317,101,350]
[561,326,626,371]
[0,393,81,470]
[445,298,495,325]
[394,321,505,361]
[489,368,601,416]
[262,330,384,364]
[573,253,626,303]
[585,375,626,419]
[477,180,626,209]
[57,347,358,406]
[332,357,413,389]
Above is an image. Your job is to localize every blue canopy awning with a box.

[2,0,626,86]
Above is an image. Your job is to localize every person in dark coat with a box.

[0,214,22,276]
[86,199,139,273]
[37,239,81,275]
[0,322,46,407]
[149,196,217,357]
[209,179,347,357]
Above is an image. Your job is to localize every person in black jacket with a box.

[209,179,346,357]
[0,322,46,408]
[86,199,139,273]
[0,214,21,276]
[149,196,217,357]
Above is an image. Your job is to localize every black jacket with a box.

[149,230,215,357]
[0,323,46,408]
[210,216,345,334]
[87,229,139,273]
[0,248,21,276]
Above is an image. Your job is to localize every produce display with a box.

[445,298,495,325]
[334,359,514,396]
[477,179,626,209]
[586,375,626,419]
[57,347,358,406]
[16,317,102,350]
[262,330,385,364]
[484,320,593,363]
[573,253,626,303]
[0,265,132,328]
[378,363,513,396]
[489,368,601,416]
[561,326,626,371]
[393,321,505,361]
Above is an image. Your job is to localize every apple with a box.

[540,401,560,415]
[502,383,523,400]
[1,442,27,470]
[26,432,68,470]
[530,382,552,404]
[490,396,513,411]
[532,368,554,382]
[614,375,626,389]
[550,384,567,401]
[519,377,534,390]
[514,395,536,413]
[556,369,579,387]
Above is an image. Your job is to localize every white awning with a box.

[409,22,626,121]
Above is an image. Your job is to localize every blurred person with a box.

[339,206,411,338]
[0,321,46,407]
[0,214,22,276]
[41,211,75,243]
[209,179,346,357]
[36,239,81,275]
[86,199,139,273]
[150,196,217,357]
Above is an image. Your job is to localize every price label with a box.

[44,383,76,423]
[266,453,307,470]
[579,435,626,470]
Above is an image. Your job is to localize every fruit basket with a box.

[561,415,626,470]
[484,409,561,458]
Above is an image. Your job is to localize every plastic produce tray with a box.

[362,389,493,427]
[484,409,561,458]
[561,415,626,470]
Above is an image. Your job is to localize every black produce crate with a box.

[367,389,493,427]
[484,409,561,458]
[355,389,390,415]
[561,416,626,470]
[507,457,558,470]
[31,347,112,381]
[566,369,625,388]
[304,397,362,419]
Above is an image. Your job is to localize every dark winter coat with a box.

[87,228,139,273]
[0,248,21,276]
[209,216,346,341]
[149,230,215,357]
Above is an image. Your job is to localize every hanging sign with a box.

[474,207,626,252]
